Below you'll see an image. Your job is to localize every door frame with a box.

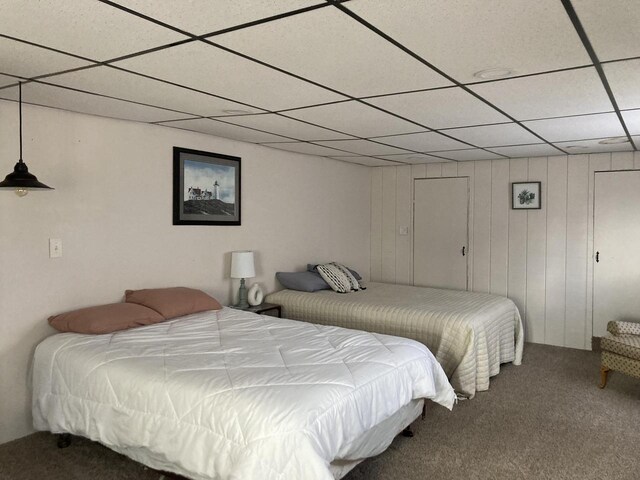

[411,176,471,290]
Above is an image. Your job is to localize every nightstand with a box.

[231,302,282,318]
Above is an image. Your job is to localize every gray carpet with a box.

[1,343,638,480]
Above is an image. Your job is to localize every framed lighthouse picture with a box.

[173,147,241,225]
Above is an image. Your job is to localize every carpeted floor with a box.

[1,343,638,480]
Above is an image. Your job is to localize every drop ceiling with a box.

[0,0,638,167]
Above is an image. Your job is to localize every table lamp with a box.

[231,250,255,308]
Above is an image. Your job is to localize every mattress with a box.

[32,307,455,480]
[266,282,524,398]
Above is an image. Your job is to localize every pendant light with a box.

[0,82,53,196]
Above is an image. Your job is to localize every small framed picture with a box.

[512,182,541,210]
[173,147,241,225]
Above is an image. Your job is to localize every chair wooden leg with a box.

[599,366,610,389]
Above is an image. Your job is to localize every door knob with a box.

[596,251,599,263]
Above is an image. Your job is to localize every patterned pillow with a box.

[316,262,365,293]
[332,263,365,291]
[316,263,353,293]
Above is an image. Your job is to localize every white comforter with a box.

[33,307,455,480]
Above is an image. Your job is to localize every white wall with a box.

[0,101,371,443]
[371,152,640,350]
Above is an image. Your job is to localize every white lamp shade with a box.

[231,251,255,278]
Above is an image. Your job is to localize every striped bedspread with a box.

[266,282,523,398]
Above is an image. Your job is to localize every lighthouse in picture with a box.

[213,181,220,200]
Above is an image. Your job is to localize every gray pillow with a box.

[307,263,362,280]
[276,271,330,292]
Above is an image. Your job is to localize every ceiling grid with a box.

[0,0,636,166]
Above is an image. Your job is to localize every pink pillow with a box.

[49,303,165,334]
[125,287,222,319]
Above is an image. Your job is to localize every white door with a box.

[593,170,640,337]
[413,177,469,290]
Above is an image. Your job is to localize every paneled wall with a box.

[371,151,640,349]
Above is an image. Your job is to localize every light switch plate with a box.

[49,238,62,258]
[398,226,409,236]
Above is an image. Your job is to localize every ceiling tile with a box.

[214,6,450,97]
[366,88,508,129]
[0,74,19,89]
[328,156,402,167]
[0,0,185,60]
[221,113,354,141]
[488,144,563,158]
[0,37,92,79]
[374,153,451,164]
[470,68,612,120]
[0,82,193,123]
[116,42,344,111]
[285,101,419,138]
[345,0,590,83]
[604,60,640,110]
[622,110,640,135]
[523,113,625,142]
[555,138,634,154]
[114,0,319,36]
[573,0,640,61]
[446,123,542,147]
[160,118,292,143]
[259,142,348,156]
[45,66,264,117]
[373,131,469,152]
[315,139,409,156]
[436,149,504,161]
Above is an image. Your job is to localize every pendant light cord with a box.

[18,82,23,162]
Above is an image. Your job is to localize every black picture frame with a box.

[173,147,241,225]
[512,181,541,210]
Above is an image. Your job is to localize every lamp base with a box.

[235,278,250,309]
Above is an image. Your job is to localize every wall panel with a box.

[370,168,383,281]
[545,156,568,346]
[473,161,492,292]
[507,158,529,331]
[611,151,634,170]
[395,166,412,284]
[381,167,397,282]
[442,162,458,177]
[565,155,589,349]
[426,163,443,178]
[490,159,509,296]
[525,158,548,343]
[371,151,637,350]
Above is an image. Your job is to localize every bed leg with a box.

[56,433,71,449]
[422,403,427,420]
[401,426,414,438]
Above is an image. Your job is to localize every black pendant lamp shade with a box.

[0,160,52,189]
[0,82,53,195]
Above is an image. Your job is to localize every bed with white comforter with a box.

[32,307,455,480]
[267,282,524,398]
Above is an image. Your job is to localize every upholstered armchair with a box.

[599,320,640,388]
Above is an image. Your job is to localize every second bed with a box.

[267,282,524,398]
